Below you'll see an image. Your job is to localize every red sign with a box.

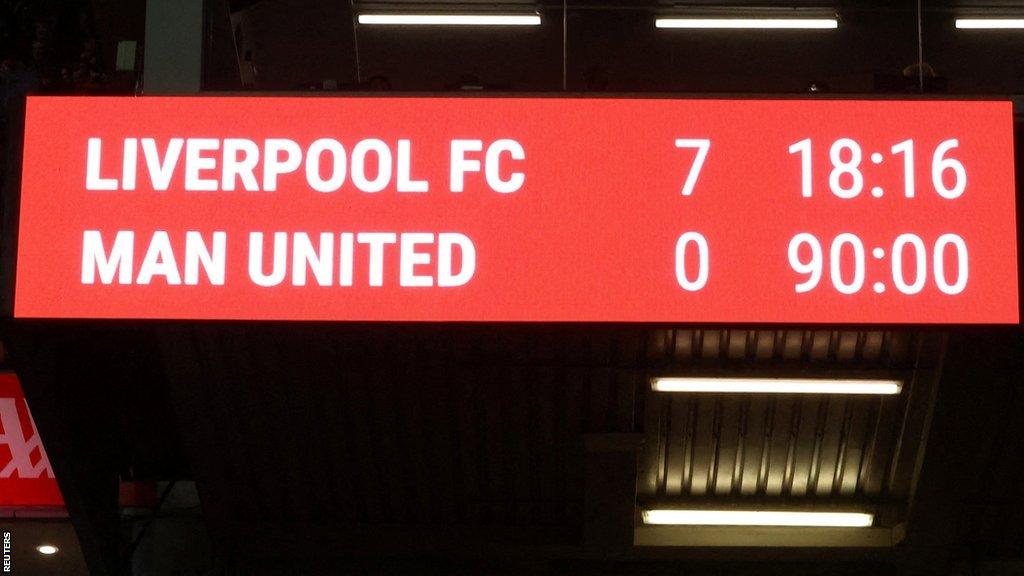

[14,96,1019,323]
[0,373,63,508]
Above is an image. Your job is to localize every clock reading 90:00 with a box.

[788,233,968,296]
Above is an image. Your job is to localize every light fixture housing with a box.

[642,509,874,527]
[35,545,59,555]
[955,18,1024,29]
[650,376,902,395]
[655,17,838,29]
[358,14,541,26]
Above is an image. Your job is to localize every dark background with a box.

[4,1,1024,575]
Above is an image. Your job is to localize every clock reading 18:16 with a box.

[788,138,967,199]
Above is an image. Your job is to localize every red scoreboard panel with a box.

[14,96,1019,323]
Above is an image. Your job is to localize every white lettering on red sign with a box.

[0,398,54,479]
[85,137,525,194]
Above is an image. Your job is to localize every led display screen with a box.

[14,96,1019,323]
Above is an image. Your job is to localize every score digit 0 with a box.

[675,232,709,291]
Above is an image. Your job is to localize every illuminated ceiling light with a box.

[955,19,1024,29]
[35,545,59,555]
[655,18,838,29]
[358,14,541,26]
[642,509,874,527]
[650,377,902,395]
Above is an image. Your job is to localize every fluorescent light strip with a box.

[358,14,541,26]
[656,18,837,30]
[651,377,902,395]
[956,19,1024,29]
[642,509,874,527]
